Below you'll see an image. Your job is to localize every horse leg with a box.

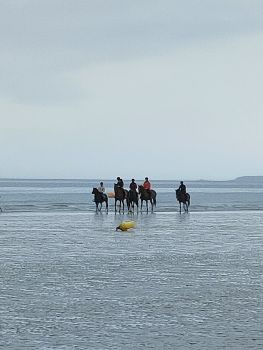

[179,202,182,213]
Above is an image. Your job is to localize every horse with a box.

[114,185,129,213]
[138,185,157,212]
[175,189,190,213]
[128,189,139,213]
[92,188,108,212]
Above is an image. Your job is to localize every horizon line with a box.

[0,176,263,182]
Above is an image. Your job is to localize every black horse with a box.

[92,188,108,212]
[114,185,129,212]
[175,189,190,213]
[138,185,157,212]
[128,190,139,213]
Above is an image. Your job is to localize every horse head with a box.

[138,185,143,195]
[92,187,98,195]
[92,187,105,201]
[138,185,151,199]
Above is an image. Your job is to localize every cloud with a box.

[0,1,263,178]
[0,0,263,104]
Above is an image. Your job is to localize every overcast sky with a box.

[0,0,263,180]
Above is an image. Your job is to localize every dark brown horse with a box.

[128,190,139,213]
[138,185,157,212]
[175,189,190,213]
[114,185,129,212]
[92,188,108,212]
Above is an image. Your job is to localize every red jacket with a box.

[143,181,151,190]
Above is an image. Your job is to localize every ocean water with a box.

[1,178,263,213]
[1,179,263,349]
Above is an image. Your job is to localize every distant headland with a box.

[232,176,263,182]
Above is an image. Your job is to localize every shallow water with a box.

[1,210,263,349]
[1,178,263,213]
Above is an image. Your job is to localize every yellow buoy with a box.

[107,192,115,198]
[116,221,136,231]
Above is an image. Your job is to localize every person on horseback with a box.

[143,177,152,198]
[176,181,187,202]
[116,177,124,188]
[129,179,137,192]
[97,181,106,201]
[178,181,186,194]
[115,177,125,198]
[176,181,190,212]
[129,178,138,200]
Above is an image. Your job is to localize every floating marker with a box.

[116,221,136,231]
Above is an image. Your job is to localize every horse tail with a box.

[152,191,157,206]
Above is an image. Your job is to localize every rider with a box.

[129,178,138,199]
[129,178,137,192]
[115,176,125,198]
[98,181,106,200]
[116,177,124,188]
[176,181,187,201]
[143,177,151,197]
[178,181,186,194]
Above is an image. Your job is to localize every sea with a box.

[1,178,263,350]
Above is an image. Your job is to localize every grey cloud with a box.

[2,0,263,54]
[0,0,263,103]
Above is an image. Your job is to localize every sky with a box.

[0,0,263,180]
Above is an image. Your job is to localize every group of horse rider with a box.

[96,178,187,200]
[97,177,152,200]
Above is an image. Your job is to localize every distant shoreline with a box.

[0,176,263,183]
